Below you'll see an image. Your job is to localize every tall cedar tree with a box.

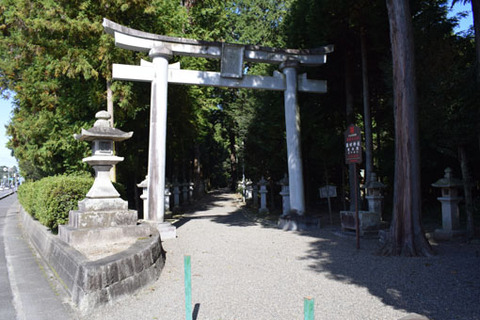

[380,0,434,256]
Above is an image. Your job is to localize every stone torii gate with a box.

[103,18,333,222]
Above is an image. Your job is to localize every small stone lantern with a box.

[76,110,133,201]
[432,167,464,239]
[278,174,290,216]
[258,176,269,213]
[137,176,148,219]
[364,172,386,218]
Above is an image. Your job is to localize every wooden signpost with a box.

[345,124,362,249]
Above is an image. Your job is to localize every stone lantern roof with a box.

[432,167,463,188]
[74,110,133,142]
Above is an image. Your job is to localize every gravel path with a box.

[84,190,480,320]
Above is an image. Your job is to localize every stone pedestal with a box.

[340,210,381,235]
[434,196,464,240]
[365,195,383,216]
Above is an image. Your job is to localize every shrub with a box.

[18,174,94,232]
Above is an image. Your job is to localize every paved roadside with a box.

[0,194,78,320]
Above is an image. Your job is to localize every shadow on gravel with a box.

[174,190,258,229]
[296,230,480,320]
[179,190,480,320]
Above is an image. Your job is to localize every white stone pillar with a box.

[280,59,305,215]
[147,46,172,222]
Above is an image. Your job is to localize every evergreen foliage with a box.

[17,173,93,231]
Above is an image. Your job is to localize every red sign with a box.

[345,124,362,164]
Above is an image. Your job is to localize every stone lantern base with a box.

[58,197,152,248]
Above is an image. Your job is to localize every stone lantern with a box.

[278,174,290,216]
[258,176,269,213]
[137,176,148,219]
[432,167,464,240]
[59,111,154,247]
[77,110,133,202]
[364,172,385,218]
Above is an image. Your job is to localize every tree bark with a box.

[228,129,238,191]
[472,0,480,83]
[380,0,433,256]
[458,145,475,240]
[361,28,374,185]
[345,51,358,212]
[193,143,203,199]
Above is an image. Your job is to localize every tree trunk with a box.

[380,0,433,256]
[361,28,374,185]
[228,129,237,191]
[345,51,357,212]
[458,145,475,240]
[472,0,480,83]
[193,143,203,199]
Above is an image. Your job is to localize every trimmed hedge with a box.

[18,174,94,232]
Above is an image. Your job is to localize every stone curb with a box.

[0,190,14,200]
[19,206,165,314]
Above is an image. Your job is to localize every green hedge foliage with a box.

[18,174,94,232]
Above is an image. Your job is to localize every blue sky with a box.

[0,1,474,170]
[0,95,17,168]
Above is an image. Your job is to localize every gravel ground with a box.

[84,190,480,320]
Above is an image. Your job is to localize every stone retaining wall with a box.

[19,207,165,313]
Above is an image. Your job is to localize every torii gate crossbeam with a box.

[103,18,333,222]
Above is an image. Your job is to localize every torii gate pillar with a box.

[147,46,171,222]
[280,59,305,215]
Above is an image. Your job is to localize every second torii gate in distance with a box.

[103,18,333,223]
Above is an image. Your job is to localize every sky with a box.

[0,1,474,170]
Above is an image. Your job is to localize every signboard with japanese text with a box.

[345,124,362,164]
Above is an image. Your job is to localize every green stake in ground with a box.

[184,255,192,320]
[304,297,314,320]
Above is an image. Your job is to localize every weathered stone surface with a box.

[19,206,165,314]
[77,198,128,212]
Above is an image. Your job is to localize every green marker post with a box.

[304,297,314,320]
[184,255,192,320]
